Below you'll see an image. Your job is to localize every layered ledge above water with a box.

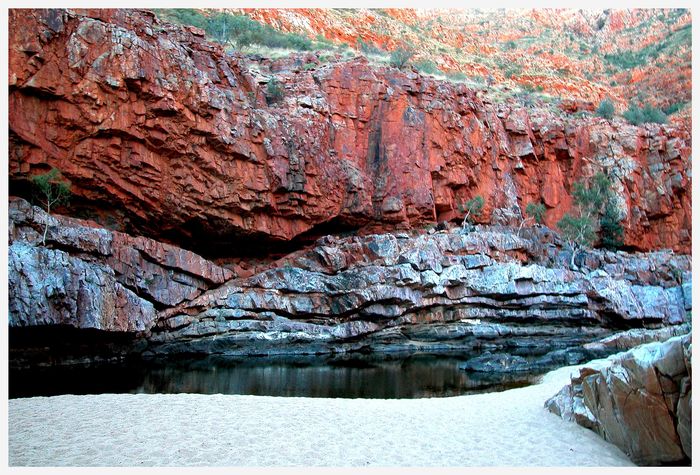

[8,197,691,366]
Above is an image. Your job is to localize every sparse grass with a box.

[604,22,691,70]
[623,104,667,125]
[389,46,415,69]
[596,98,615,120]
[156,8,349,57]
[445,71,468,82]
[663,101,687,115]
[239,45,302,59]
[414,59,439,75]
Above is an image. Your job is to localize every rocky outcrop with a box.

[8,197,232,331]
[583,324,691,353]
[147,222,689,356]
[546,333,692,465]
[8,197,691,363]
[8,9,691,256]
[9,242,155,332]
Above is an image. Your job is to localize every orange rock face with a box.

[8,9,691,254]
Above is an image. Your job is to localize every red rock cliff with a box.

[8,9,691,254]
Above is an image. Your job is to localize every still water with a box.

[9,352,543,399]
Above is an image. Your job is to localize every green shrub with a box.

[30,167,71,245]
[623,104,667,125]
[557,213,596,248]
[599,200,624,250]
[643,106,667,124]
[389,46,415,69]
[414,59,439,75]
[357,37,384,55]
[446,71,468,82]
[596,98,615,120]
[559,172,624,260]
[265,77,284,104]
[663,102,686,115]
[525,202,546,224]
[459,195,484,230]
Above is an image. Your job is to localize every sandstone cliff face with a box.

[8,9,691,255]
[546,333,692,465]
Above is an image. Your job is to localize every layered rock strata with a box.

[8,197,691,364]
[8,9,691,255]
[9,197,232,332]
[546,333,692,465]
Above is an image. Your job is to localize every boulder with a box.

[546,334,692,465]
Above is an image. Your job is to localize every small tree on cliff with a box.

[557,214,596,268]
[518,201,546,235]
[525,201,546,224]
[599,199,624,249]
[596,98,615,121]
[265,77,284,105]
[460,195,484,232]
[558,171,623,267]
[31,168,71,245]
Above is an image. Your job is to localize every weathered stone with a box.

[8,242,155,332]
[9,197,233,309]
[8,194,692,361]
[583,324,691,353]
[8,9,691,254]
[148,227,690,355]
[546,334,692,465]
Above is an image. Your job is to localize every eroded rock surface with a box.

[148,222,689,356]
[546,333,692,465]
[8,197,232,330]
[8,197,691,364]
[9,242,155,332]
[8,9,691,255]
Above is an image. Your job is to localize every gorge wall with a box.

[8,196,691,367]
[8,9,691,257]
[7,8,693,369]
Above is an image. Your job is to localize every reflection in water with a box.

[10,353,543,399]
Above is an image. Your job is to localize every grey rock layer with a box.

[152,225,690,355]
[8,242,155,332]
[8,196,233,332]
[7,197,692,360]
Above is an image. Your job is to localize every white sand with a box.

[8,364,634,467]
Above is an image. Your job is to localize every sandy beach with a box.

[8,364,634,467]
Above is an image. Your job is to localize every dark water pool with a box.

[9,352,544,399]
